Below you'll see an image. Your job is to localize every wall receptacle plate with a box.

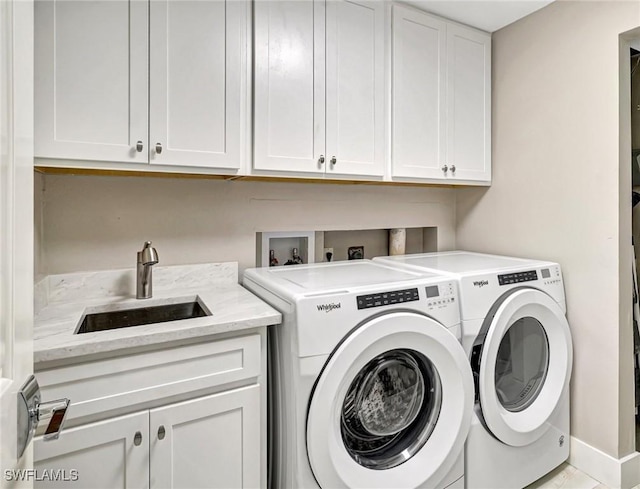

[348,246,364,260]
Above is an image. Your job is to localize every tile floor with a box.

[525,463,640,489]
[527,422,640,489]
[525,464,607,489]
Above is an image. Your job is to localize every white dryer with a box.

[374,251,573,489]
[243,260,474,489]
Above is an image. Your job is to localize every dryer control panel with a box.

[357,288,419,309]
[355,282,456,310]
[498,270,538,286]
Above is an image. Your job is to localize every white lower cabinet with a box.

[35,386,260,489]
[33,331,266,489]
[35,412,150,489]
[150,386,261,489]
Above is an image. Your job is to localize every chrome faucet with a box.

[136,241,159,299]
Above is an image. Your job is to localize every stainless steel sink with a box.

[76,300,210,334]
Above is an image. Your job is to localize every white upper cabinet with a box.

[35,0,148,164]
[391,5,491,184]
[446,23,491,182]
[149,0,244,169]
[325,0,384,176]
[254,0,384,177]
[35,0,490,184]
[35,0,246,170]
[391,5,446,179]
[253,0,325,173]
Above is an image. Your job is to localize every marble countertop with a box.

[34,262,281,366]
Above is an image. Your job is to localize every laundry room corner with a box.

[455,1,640,487]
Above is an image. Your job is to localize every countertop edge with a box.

[34,312,281,366]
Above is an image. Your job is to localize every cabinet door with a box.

[150,385,261,489]
[253,0,325,174]
[34,412,150,489]
[149,0,245,170]
[391,5,447,179]
[34,0,148,164]
[325,0,384,177]
[446,24,491,182]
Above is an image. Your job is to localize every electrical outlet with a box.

[323,248,334,262]
[348,246,364,260]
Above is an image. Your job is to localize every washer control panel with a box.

[498,270,538,286]
[541,266,563,285]
[425,282,456,309]
[357,288,419,310]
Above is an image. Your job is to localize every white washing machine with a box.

[374,251,573,489]
[243,260,474,489]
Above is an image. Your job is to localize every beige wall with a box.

[36,174,457,276]
[456,1,639,458]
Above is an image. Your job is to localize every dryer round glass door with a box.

[306,311,474,489]
[495,316,549,412]
[473,288,572,447]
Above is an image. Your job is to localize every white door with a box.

[445,23,491,182]
[307,312,473,489]
[253,0,325,174]
[472,289,572,447]
[149,0,245,170]
[325,0,384,177]
[0,0,35,486]
[150,385,261,489]
[34,412,150,489]
[34,0,148,164]
[391,5,447,180]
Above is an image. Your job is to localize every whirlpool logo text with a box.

[317,303,341,313]
[473,280,489,288]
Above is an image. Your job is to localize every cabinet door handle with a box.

[450,165,456,173]
[17,375,70,457]
[134,431,143,446]
[318,155,325,165]
[155,143,163,155]
[158,425,166,440]
[136,141,143,153]
[330,156,337,165]
[441,165,448,173]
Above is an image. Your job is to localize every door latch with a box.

[17,375,70,458]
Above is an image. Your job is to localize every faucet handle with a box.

[138,241,159,266]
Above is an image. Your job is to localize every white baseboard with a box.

[569,436,640,489]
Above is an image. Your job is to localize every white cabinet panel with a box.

[446,23,491,182]
[38,334,261,424]
[35,0,148,163]
[326,0,384,176]
[391,6,446,179]
[149,0,243,169]
[254,0,325,173]
[150,385,261,489]
[35,412,150,489]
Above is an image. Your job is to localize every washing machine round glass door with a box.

[472,288,573,447]
[306,311,474,489]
